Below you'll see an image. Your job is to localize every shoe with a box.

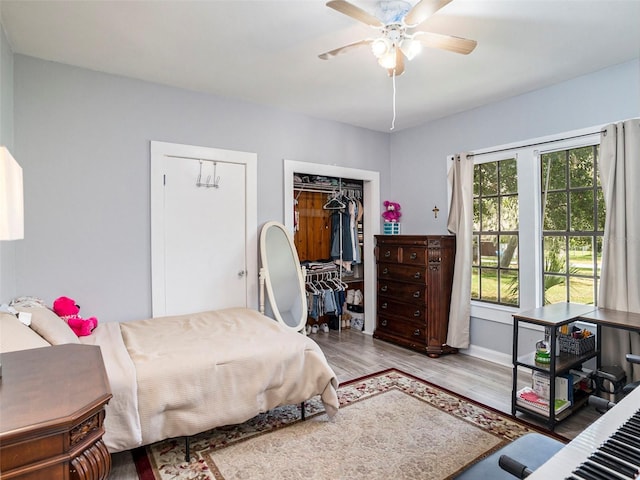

[346,290,355,304]
[305,324,312,335]
[353,290,363,306]
[311,324,319,334]
[321,323,329,333]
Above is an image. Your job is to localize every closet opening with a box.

[294,175,364,334]
[283,160,380,337]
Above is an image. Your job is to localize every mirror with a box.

[259,221,307,333]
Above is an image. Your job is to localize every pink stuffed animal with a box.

[382,200,402,222]
[53,296,98,337]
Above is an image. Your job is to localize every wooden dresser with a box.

[0,344,112,480]
[374,235,456,357]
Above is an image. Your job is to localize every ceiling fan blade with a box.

[326,0,383,27]
[404,0,453,27]
[413,31,477,54]
[318,39,373,60]
[387,47,405,76]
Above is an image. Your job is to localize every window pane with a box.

[479,163,498,195]
[569,236,593,276]
[569,276,595,305]
[500,195,519,230]
[543,236,566,274]
[500,270,519,306]
[481,198,498,231]
[479,269,498,302]
[474,164,481,196]
[480,235,498,267]
[473,198,480,231]
[472,235,480,266]
[499,158,517,194]
[596,237,603,277]
[569,147,595,188]
[471,267,480,299]
[543,192,567,230]
[596,189,605,231]
[542,151,566,190]
[499,235,518,268]
[570,190,594,231]
[544,275,566,305]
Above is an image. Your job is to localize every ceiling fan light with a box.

[378,49,397,69]
[400,38,422,61]
[371,38,389,58]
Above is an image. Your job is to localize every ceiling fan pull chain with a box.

[390,69,397,131]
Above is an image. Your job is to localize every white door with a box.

[151,142,258,317]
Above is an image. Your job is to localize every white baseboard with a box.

[459,344,512,368]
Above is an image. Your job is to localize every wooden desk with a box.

[0,344,112,480]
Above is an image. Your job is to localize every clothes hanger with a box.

[323,192,346,210]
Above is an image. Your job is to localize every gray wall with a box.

[0,20,16,302]
[390,59,640,357]
[11,55,390,322]
[5,48,639,359]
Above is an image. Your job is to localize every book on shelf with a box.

[532,371,573,403]
[516,387,571,415]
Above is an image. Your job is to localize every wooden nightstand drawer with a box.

[400,247,427,266]
[378,263,427,283]
[377,297,426,322]
[377,279,426,303]
[376,245,401,263]
[376,316,425,344]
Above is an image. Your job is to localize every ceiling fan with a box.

[318,0,477,76]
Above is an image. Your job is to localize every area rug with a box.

[133,368,565,480]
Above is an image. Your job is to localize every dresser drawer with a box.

[378,263,428,283]
[376,245,401,263]
[377,297,426,322]
[377,279,426,303]
[400,246,427,266]
[376,316,425,343]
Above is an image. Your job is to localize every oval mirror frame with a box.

[259,221,307,333]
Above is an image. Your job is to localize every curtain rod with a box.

[462,129,601,159]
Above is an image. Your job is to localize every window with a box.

[541,145,603,305]
[464,127,603,322]
[472,158,519,306]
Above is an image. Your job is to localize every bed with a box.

[0,305,339,453]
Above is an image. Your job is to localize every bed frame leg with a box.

[301,401,306,420]
[185,436,190,462]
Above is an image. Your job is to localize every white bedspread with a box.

[84,307,339,452]
[79,321,142,451]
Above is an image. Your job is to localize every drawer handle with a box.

[414,310,421,317]
[414,329,421,336]
[383,267,389,275]
[384,250,391,257]
[413,291,420,298]
[381,302,388,309]
[381,285,388,292]
[381,319,388,327]
[410,252,417,260]
[414,272,421,279]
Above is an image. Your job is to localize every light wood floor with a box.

[108,330,602,479]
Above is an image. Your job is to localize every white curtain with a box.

[598,118,640,382]
[447,153,474,349]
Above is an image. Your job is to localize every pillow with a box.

[0,312,51,353]
[15,306,80,345]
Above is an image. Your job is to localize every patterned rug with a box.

[133,368,564,479]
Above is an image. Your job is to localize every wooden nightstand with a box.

[0,344,112,480]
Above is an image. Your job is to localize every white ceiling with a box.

[1,0,639,132]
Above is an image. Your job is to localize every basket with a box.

[558,333,595,355]
[383,222,401,235]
